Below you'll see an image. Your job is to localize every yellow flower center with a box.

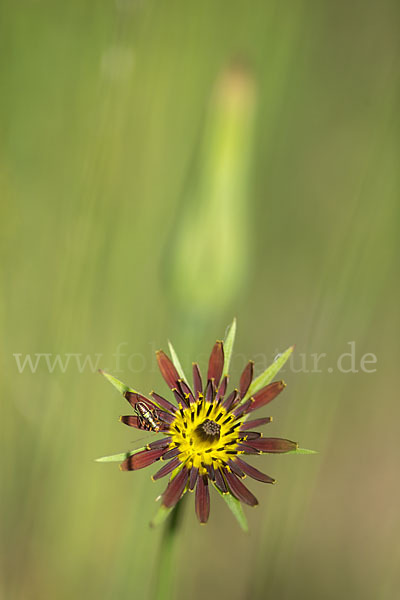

[169,395,241,475]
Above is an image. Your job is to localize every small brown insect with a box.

[135,401,161,433]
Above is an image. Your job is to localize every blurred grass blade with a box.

[165,61,256,316]
[214,485,248,532]
[150,504,175,528]
[95,447,146,462]
[286,447,318,455]
[168,340,188,384]
[223,317,237,377]
[243,345,294,401]
[99,369,138,396]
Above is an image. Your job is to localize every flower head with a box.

[111,332,300,524]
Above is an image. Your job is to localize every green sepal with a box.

[95,447,146,462]
[168,340,189,385]
[98,369,138,396]
[223,317,237,377]
[214,484,248,532]
[286,447,318,455]
[150,504,175,528]
[242,345,294,402]
[150,487,188,527]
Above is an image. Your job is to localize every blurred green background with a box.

[1,1,398,599]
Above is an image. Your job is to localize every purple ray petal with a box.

[162,467,189,508]
[224,470,258,506]
[195,476,210,523]
[239,361,254,398]
[156,350,180,389]
[247,381,286,412]
[153,457,182,480]
[120,448,166,471]
[207,341,224,387]
[234,457,275,483]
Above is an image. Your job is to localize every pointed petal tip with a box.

[157,350,181,389]
[225,471,259,506]
[239,360,254,398]
[208,341,225,386]
[288,447,318,454]
[248,381,287,412]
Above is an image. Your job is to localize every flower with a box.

[116,337,299,524]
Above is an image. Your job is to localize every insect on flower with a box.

[133,400,161,433]
[119,394,169,434]
[99,321,311,525]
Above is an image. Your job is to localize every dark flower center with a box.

[194,419,221,443]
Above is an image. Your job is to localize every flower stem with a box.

[153,499,185,600]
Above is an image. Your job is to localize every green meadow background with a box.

[1,1,398,599]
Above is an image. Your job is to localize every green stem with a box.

[153,499,185,600]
